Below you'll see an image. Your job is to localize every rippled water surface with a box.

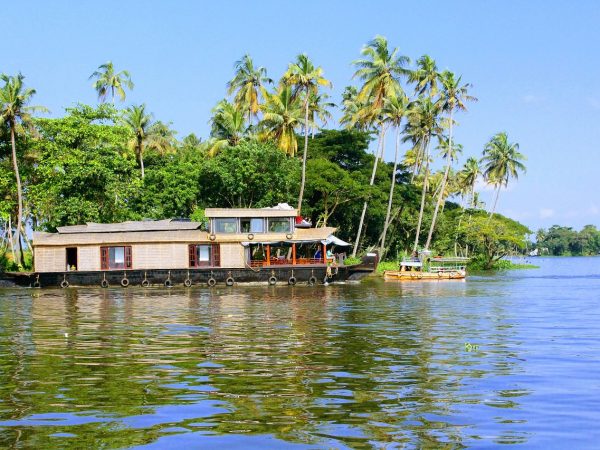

[1,257,600,448]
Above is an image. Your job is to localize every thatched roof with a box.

[57,219,202,234]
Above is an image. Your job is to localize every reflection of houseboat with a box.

[384,251,468,281]
[14,205,377,288]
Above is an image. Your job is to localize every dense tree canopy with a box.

[0,36,539,271]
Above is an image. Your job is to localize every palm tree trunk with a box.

[413,138,430,253]
[488,185,501,220]
[138,140,145,179]
[425,110,454,250]
[380,125,401,256]
[7,215,16,264]
[352,125,386,257]
[9,123,24,266]
[297,93,310,214]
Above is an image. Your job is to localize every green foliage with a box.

[536,224,600,256]
[460,212,531,269]
[201,140,300,208]
[29,104,141,230]
[468,257,538,271]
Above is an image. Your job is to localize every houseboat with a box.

[383,251,468,281]
[13,205,377,288]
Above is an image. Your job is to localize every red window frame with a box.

[189,244,220,268]
[100,246,133,270]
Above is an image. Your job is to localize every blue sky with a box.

[5,0,600,231]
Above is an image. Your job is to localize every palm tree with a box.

[308,91,335,138]
[380,93,409,256]
[460,157,481,208]
[0,73,47,266]
[403,96,443,252]
[409,55,440,97]
[423,139,463,249]
[424,71,476,250]
[207,99,248,156]
[340,86,370,131]
[147,121,178,155]
[89,61,134,104]
[349,36,409,256]
[481,132,526,219]
[259,86,304,156]
[227,54,272,124]
[282,54,332,214]
[122,104,154,178]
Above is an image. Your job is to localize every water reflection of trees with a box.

[0,283,529,448]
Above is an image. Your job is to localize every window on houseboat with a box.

[268,218,291,233]
[241,218,264,233]
[100,246,132,270]
[189,244,220,267]
[214,218,238,233]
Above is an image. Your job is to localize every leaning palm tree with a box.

[424,71,476,250]
[89,61,134,104]
[227,54,273,124]
[0,73,47,266]
[481,132,526,219]
[282,54,332,213]
[122,104,154,178]
[206,99,248,156]
[403,96,443,252]
[349,36,410,256]
[259,86,304,156]
[423,139,463,250]
[379,93,409,256]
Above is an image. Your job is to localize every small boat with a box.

[384,251,469,281]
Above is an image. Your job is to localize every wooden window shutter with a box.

[125,246,132,269]
[100,247,108,270]
[211,244,220,267]
[189,244,197,267]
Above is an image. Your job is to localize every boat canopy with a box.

[400,261,422,267]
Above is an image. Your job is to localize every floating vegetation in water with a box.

[464,342,480,352]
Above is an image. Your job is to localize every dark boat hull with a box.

[6,263,375,289]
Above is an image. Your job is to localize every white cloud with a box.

[539,208,555,219]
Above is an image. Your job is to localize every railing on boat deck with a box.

[249,257,325,268]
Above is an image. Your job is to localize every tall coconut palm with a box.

[409,55,440,97]
[122,104,154,178]
[349,36,409,256]
[207,99,248,156]
[403,96,443,252]
[380,93,409,256]
[460,157,481,208]
[340,86,370,131]
[259,86,304,156]
[308,91,335,138]
[89,61,134,104]
[282,54,332,213]
[227,54,272,124]
[481,132,526,219]
[424,71,476,250]
[0,73,47,265]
